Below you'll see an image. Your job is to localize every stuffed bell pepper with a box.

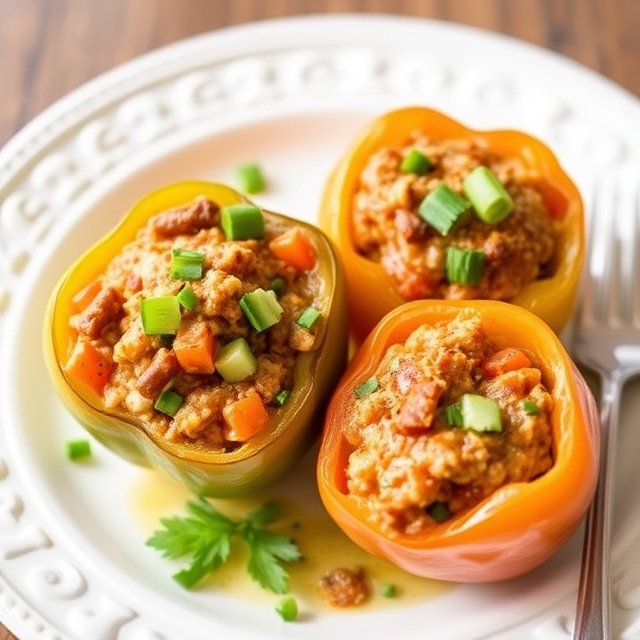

[318,107,584,340]
[45,181,347,496]
[317,300,598,582]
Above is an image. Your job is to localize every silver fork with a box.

[572,177,640,640]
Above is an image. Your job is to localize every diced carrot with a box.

[268,227,317,271]
[71,281,102,312]
[482,348,532,378]
[64,339,113,394]
[222,391,270,442]
[126,272,143,293]
[173,321,216,374]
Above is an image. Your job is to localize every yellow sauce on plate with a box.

[129,450,453,617]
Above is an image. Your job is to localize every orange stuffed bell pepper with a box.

[45,181,347,497]
[317,300,598,582]
[318,107,584,340]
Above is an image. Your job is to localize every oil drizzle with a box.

[129,451,453,616]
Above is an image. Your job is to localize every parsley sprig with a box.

[146,498,302,593]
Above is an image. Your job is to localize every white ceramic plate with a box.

[1,15,640,640]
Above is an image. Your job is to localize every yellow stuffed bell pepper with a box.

[45,181,347,497]
[318,107,584,341]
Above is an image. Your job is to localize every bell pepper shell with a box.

[44,181,347,497]
[318,107,584,341]
[317,299,599,582]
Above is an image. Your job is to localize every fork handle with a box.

[573,374,623,640]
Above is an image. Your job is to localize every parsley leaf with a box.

[146,498,301,593]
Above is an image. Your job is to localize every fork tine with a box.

[579,185,603,326]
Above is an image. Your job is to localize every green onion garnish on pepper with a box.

[461,394,502,432]
[141,296,181,335]
[445,247,485,285]
[443,403,464,427]
[463,166,514,223]
[269,277,285,297]
[418,184,471,235]
[521,399,540,415]
[296,307,320,329]
[221,205,265,240]
[273,389,290,407]
[154,390,184,417]
[240,288,283,332]
[236,163,266,195]
[215,338,257,382]
[176,286,198,311]
[400,149,432,175]
[354,377,378,398]
[428,501,451,523]
[170,249,205,281]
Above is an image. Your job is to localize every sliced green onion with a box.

[443,403,464,427]
[141,296,181,335]
[170,248,205,281]
[273,389,290,407]
[355,377,378,399]
[463,166,514,223]
[380,583,397,598]
[239,288,283,332]
[400,149,432,175]
[66,439,91,461]
[215,338,257,382]
[389,356,401,372]
[236,163,266,194]
[461,394,502,433]
[154,390,184,417]
[269,277,285,297]
[428,501,451,523]
[221,204,264,240]
[445,247,485,286]
[418,184,471,235]
[296,307,320,329]
[521,399,540,415]
[275,596,298,622]
[176,286,198,311]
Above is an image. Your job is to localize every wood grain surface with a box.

[1,0,638,638]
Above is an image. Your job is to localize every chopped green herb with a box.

[389,357,401,372]
[355,377,378,398]
[66,439,91,461]
[274,389,291,407]
[418,184,471,235]
[176,286,198,311]
[140,296,181,335]
[275,596,298,622]
[445,247,485,286]
[428,501,451,523]
[154,390,184,417]
[463,166,514,224]
[461,394,502,433]
[296,307,320,330]
[236,163,266,195]
[521,399,540,415]
[400,149,432,175]
[215,337,257,382]
[146,499,302,593]
[170,248,205,281]
[380,583,398,598]
[269,277,286,297]
[221,204,265,240]
[443,403,464,427]
[240,288,283,332]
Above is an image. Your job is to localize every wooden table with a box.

[0,0,638,638]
